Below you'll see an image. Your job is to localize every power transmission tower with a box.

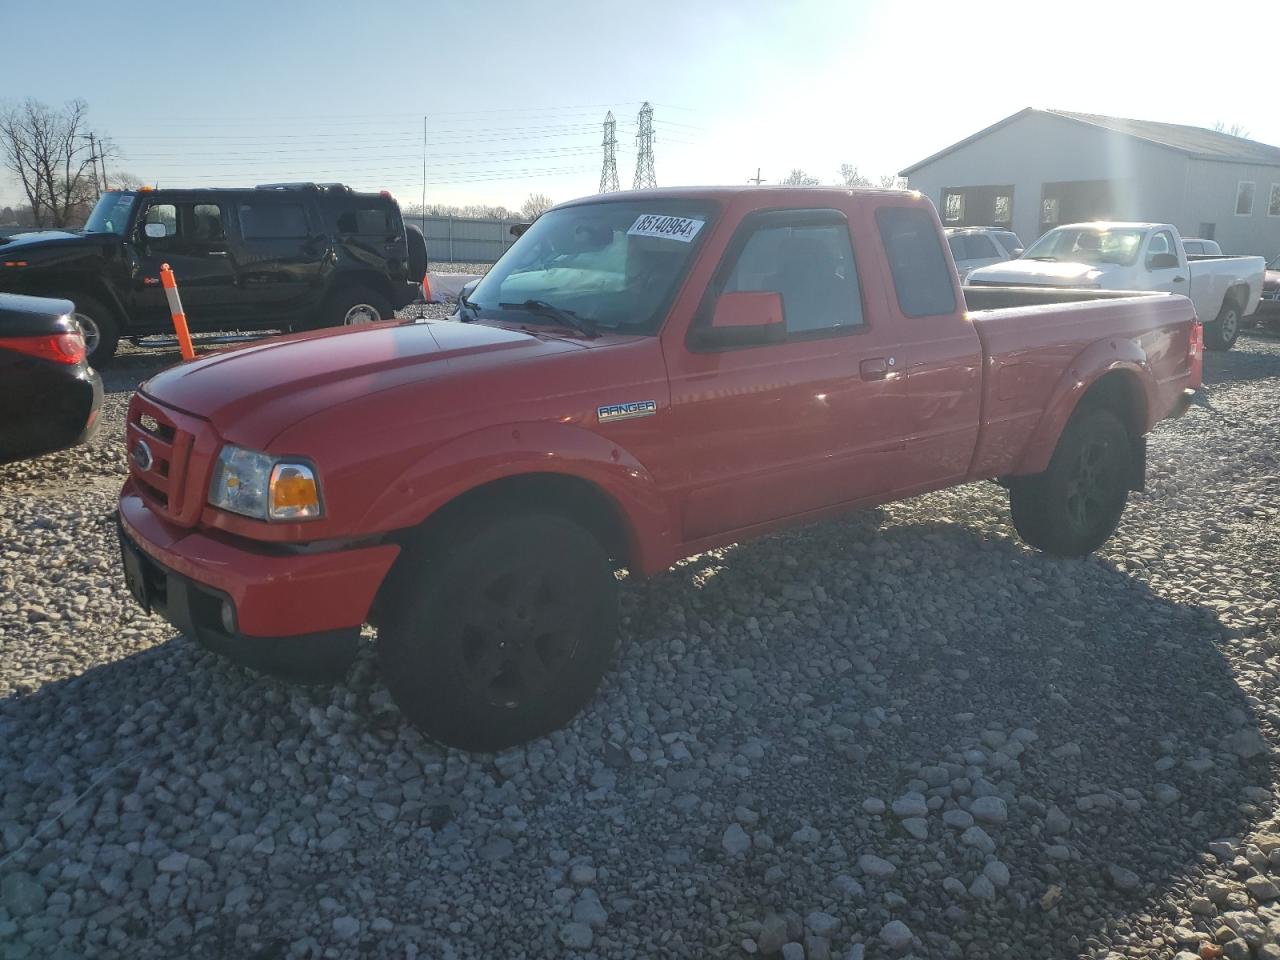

[632,102,656,190]
[748,168,764,185]
[599,111,619,193]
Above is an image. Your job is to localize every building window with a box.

[1269,183,1280,218]
[943,192,964,223]
[1041,197,1060,227]
[1235,181,1255,216]
[993,194,1011,225]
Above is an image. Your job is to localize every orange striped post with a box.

[159,263,196,361]
[421,270,434,304]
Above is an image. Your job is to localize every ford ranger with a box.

[966,221,1263,350]
[117,187,1199,751]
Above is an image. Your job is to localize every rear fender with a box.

[1012,339,1155,477]
[358,421,675,574]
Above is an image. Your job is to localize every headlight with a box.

[208,445,323,521]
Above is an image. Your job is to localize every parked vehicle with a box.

[945,226,1024,281]
[966,221,1264,350]
[1181,238,1222,256]
[117,187,1198,751]
[1258,253,1280,326]
[0,293,103,465]
[0,183,426,365]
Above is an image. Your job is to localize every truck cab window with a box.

[724,222,863,334]
[142,203,178,239]
[192,204,225,242]
[337,207,392,236]
[876,206,956,316]
[1146,230,1176,268]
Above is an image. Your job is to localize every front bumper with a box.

[118,483,399,676]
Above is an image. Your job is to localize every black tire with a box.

[377,513,618,751]
[69,293,120,365]
[1008,407,1132,557]
[319,287,393,328]
[1204,299,1242,351]
[406,224,429,281]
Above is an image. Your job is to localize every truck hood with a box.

[967,258,1107,286]
[0,229,95,250]
[141,319,590,447]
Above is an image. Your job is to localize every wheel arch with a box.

[360,421,675,576]
[1013,348,1153,478]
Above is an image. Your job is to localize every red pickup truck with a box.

[118,187,1199,750]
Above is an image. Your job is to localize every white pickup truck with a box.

[967,222,1265,350]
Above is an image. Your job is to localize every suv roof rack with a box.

[255,182,352,192]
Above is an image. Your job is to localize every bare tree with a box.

[0,98,106,227]
[520,193,554,220]
[838,164,873,188]
[106,170,146,191]
[1213,121,1251,139]
[878,174,907,190]
[782,169,821,186]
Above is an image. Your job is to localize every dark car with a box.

[1259,253,1280,326]
[0,183,427,365]
[0,292,103,465]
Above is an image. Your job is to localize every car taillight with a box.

[0,331,87,365]
[1188,320,1203,390]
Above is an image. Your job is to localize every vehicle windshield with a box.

[83,192,137,235]
[1021,227,1145,265]
[467,199,716,335]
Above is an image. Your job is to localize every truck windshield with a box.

[84,192,137,235]
[467,199,715,334]
[1022,227,1145,266]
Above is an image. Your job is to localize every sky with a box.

[4,0,1278,212]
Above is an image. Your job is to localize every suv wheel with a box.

[70,294,120,365]
[1008,407,1132,557]
[323,288,393,328]
[377,513,619,751]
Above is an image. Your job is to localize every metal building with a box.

[899,108,1280,257]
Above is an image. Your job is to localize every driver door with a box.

[131,200,239,329]
[1143,229,1187,294]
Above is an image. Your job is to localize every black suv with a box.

[0,183,426,363]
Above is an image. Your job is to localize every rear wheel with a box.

[1009,407,1132,557]
[320,287,393,328]
[1204,300,1242,351]
[377,513,618,751]
[70,294,120,365]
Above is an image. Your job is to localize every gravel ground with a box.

[1,320,1279,960]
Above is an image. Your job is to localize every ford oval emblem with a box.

[132,439,154,472]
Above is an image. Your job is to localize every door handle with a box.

[1172,276,1185,283]
[860,357,891,380]
[208,250,228,257]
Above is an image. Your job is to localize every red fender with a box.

[357,420,676,575]
[1012,338,1155,477]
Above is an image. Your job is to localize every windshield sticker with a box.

[627,215,705,243]
[598,400,657,423]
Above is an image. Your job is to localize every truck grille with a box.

[126,394,208,526]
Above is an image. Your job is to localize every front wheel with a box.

[1204,301,1241,351]
[1008,408,1132,557]
[377,513,619,751]
[70,294,120,366]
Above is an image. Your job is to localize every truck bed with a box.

[961,288,1196,480]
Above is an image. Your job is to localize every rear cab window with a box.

[332,202,397,238]
[876,206,957,315]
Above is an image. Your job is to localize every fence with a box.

[407,215,524,264]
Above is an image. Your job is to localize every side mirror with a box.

[690,290,785,349]
[459,278,479,300]
[1149,252,1179,269]
[143,222,167,240]
[1009,247,1024,258]
[510,223,531,238]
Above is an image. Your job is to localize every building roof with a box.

[899,108,1280,175]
